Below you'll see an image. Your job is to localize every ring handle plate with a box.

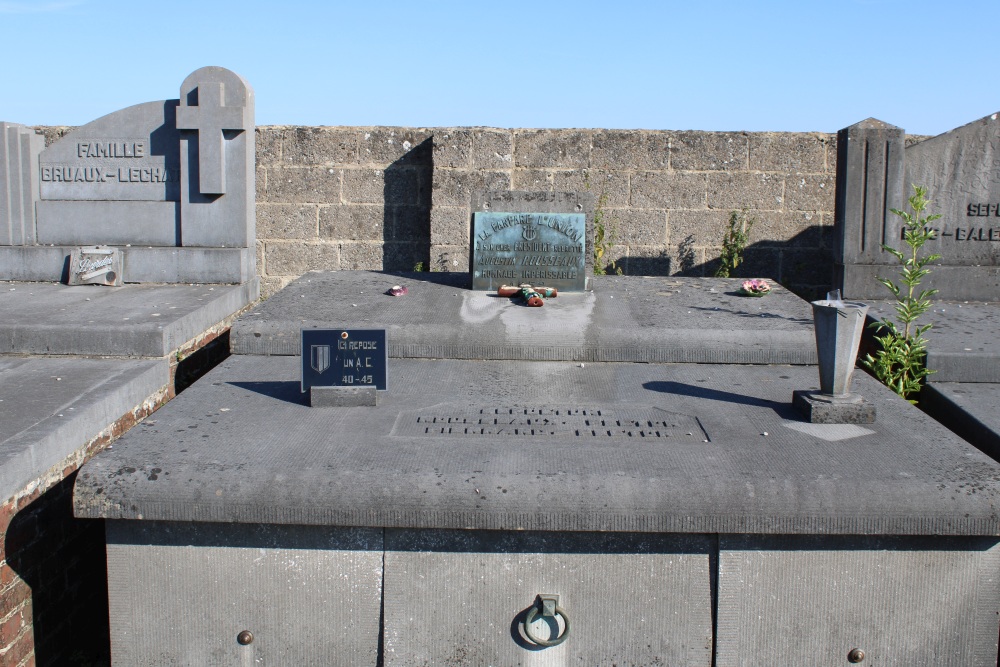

[522,597,570,647]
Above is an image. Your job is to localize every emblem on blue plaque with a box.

[310,345,331,373]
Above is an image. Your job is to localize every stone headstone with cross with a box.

[0,66,256,285]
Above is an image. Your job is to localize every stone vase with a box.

[811,299,869,396]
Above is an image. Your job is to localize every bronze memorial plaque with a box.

[472,211,586,291]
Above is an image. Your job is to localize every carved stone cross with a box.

[176,81,251,195]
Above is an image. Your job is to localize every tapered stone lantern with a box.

[793,292,876,423]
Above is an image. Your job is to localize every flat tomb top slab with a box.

[922,382,1000,461]
[866,299,1000,382]
[0,356,167,501]
[74,356,1000,535]
[232,272,816,364]
[0,281,257,357]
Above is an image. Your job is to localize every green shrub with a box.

[861,185,941,404]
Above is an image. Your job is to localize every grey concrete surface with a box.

[106,521,382,665]
[865,299,1000,382]
[36,200,178,246]
[310,385,378,407]
[74,356,1000,535]
[0,246,257,284]
[840,264,1000,302]
[383,530,713,666]
[0,281,257,357]
[922,382,1000,461]
[0,356,167,501]
[232,272,817,364]
[716,534,1000,667]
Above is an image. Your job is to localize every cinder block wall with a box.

[37,125,839,296]
[255,127,838,298]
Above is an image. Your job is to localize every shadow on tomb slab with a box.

[621,224,832,301]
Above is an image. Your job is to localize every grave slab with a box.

[231,272,817,364]
[864,299,1000,382]
[922,382,1000,461]
[0,245,255,284]
[75,356,1000,664]
[74,357,1000,534]
[0,356,167,502]
[0,281,257,357]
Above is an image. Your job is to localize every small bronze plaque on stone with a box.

[472,212,586,291]
[67,246,123,286]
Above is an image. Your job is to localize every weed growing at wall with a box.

[714,209,756,278]
[582,172,623,277]
[861,185,941,404]
[593,193,622,276]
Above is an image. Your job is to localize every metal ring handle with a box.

[523,604,570,647]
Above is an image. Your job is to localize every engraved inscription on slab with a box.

[67,246,123,286]
[301,329,388,392]
[472,212,586,291]
[903,113,1000,265]
[392,405,709,442]
[38,103,182,202]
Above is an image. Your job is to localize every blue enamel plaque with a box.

[301,329,387,392]
[472,212,587,291]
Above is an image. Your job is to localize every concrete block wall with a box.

[255,126,434,298]
[40,125,838,296]
[254,127,839,298]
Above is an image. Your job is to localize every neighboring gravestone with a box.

[833,112,1000,464]
[471,191,593,292]
[835,112,1000,300]
[1,122,44,245]
[832,118,904,297]
[0,66,256,285]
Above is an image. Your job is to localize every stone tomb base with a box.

[105,521,999,666]
[76,357,1000,665]
[792,390,876,424]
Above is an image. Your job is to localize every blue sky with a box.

[1,0,996,135]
